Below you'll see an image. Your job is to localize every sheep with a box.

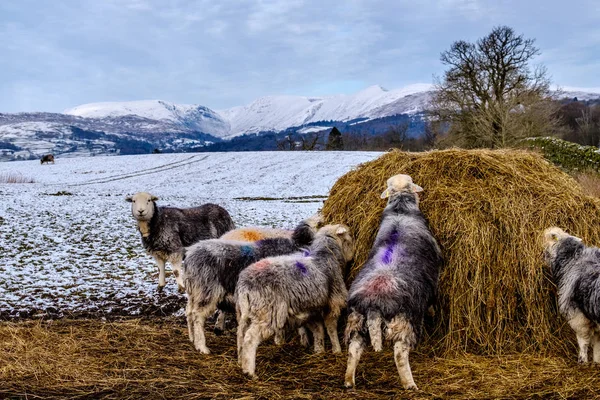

[543,227,600,364]
[40,154,55,164]
[126,192,235,292]
[235,224,354,378]
[182,214,322,354]
[343,174,442,390]
[213,226,293,334]
[220,226,293,242]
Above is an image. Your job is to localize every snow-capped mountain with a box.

[219,84,432,138]
[65,100,230,137]
[1,84,600,161]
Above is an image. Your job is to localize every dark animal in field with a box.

[543,227,600,364]
[344,174,442,390]
[40,154,55,164]
[126,192,235,291]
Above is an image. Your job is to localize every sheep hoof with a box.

[196,346,211,354]
[214,327,224,336]
[404,384,419,390]
[343,381,355,389]
[157,285,165,293]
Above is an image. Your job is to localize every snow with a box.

[65,100,197,121]
[0,151,381,319]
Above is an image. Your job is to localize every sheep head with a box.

[318,224,354,262]
[126,192,159,222]
[380,174,423,199]
[542,227,582,262]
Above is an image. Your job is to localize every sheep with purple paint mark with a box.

[126,192,235,292]
[343,174,442,390]
[235,224,354,378]
[182,215,321,354]
[543,227,600,364]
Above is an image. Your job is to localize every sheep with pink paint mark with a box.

[235,224,354,378]
[343,174,442,390]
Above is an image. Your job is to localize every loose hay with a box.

[322,149,600,355]
[2,319,600,399]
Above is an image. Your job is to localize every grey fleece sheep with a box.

[344,174,442,390]
[126,192,235,291]
[182,215,321,354]
[543,227,600,364]
[235,224,354,378]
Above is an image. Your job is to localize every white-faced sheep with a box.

[182,215,321,354]
[543,227,600,364]
[126,192,235,292]
[235,224,354,378]
[343,174,443,390]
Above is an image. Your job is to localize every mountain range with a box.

[1,84,598,161]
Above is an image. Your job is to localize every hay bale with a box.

[322,149,600,355]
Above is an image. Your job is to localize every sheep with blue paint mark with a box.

[182,215,321,354]
[343,174,442,390]
[235,224,354,378]
[543,227,600,364]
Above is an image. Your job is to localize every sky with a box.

[1,0,599,113]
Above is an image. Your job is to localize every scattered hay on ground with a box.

[322,149,600,355]
[1,318,599,400]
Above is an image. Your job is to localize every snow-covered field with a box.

[0,151,381,319]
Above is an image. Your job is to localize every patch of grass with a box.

[520,136,600,173]
[235,195,327,202]
[1,319,598,399]
[574,172,600,198]
[0,172,34,184]
[44,191,73,196]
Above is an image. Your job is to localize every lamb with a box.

[182,215,321,354]
[126,192,235,291]
[543,227,600,364]
[343,174,442,390]
[236,224,354,378]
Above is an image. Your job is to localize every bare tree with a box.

[432,26,560,148]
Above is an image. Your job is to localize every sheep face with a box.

[380,174,423,199]
[125,192,159,221]
[542,227,582,262]
[318,224,355,262]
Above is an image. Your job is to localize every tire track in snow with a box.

[67,155,211,186]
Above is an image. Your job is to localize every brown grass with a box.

[1,318,599,400]
[322,149,600,355]
[0,172,35,183]
[573,172,600,198]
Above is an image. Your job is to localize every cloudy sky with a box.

[1,0,599,113]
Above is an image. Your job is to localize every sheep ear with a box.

[412,184,424,193]
[335,226,348,235]
[125,196,133,202]
[380,188,390,199]
[151,195,159,201]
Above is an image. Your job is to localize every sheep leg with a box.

[186,298,195,343]
[307,321,325,353]
[324,313,342,353]
[593,331,600,364]
[214,310,226,335]
[394,340,417,390]
[569,313,593,363]
[155,257,166,291]
[298,326,310,347]
[367,310,383,352]
[344,333,365,388]
[237,311,250,364]
[171,256,185,293]
[192,305,213,354]
[274,329,285,345]
[241,323,266,378]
